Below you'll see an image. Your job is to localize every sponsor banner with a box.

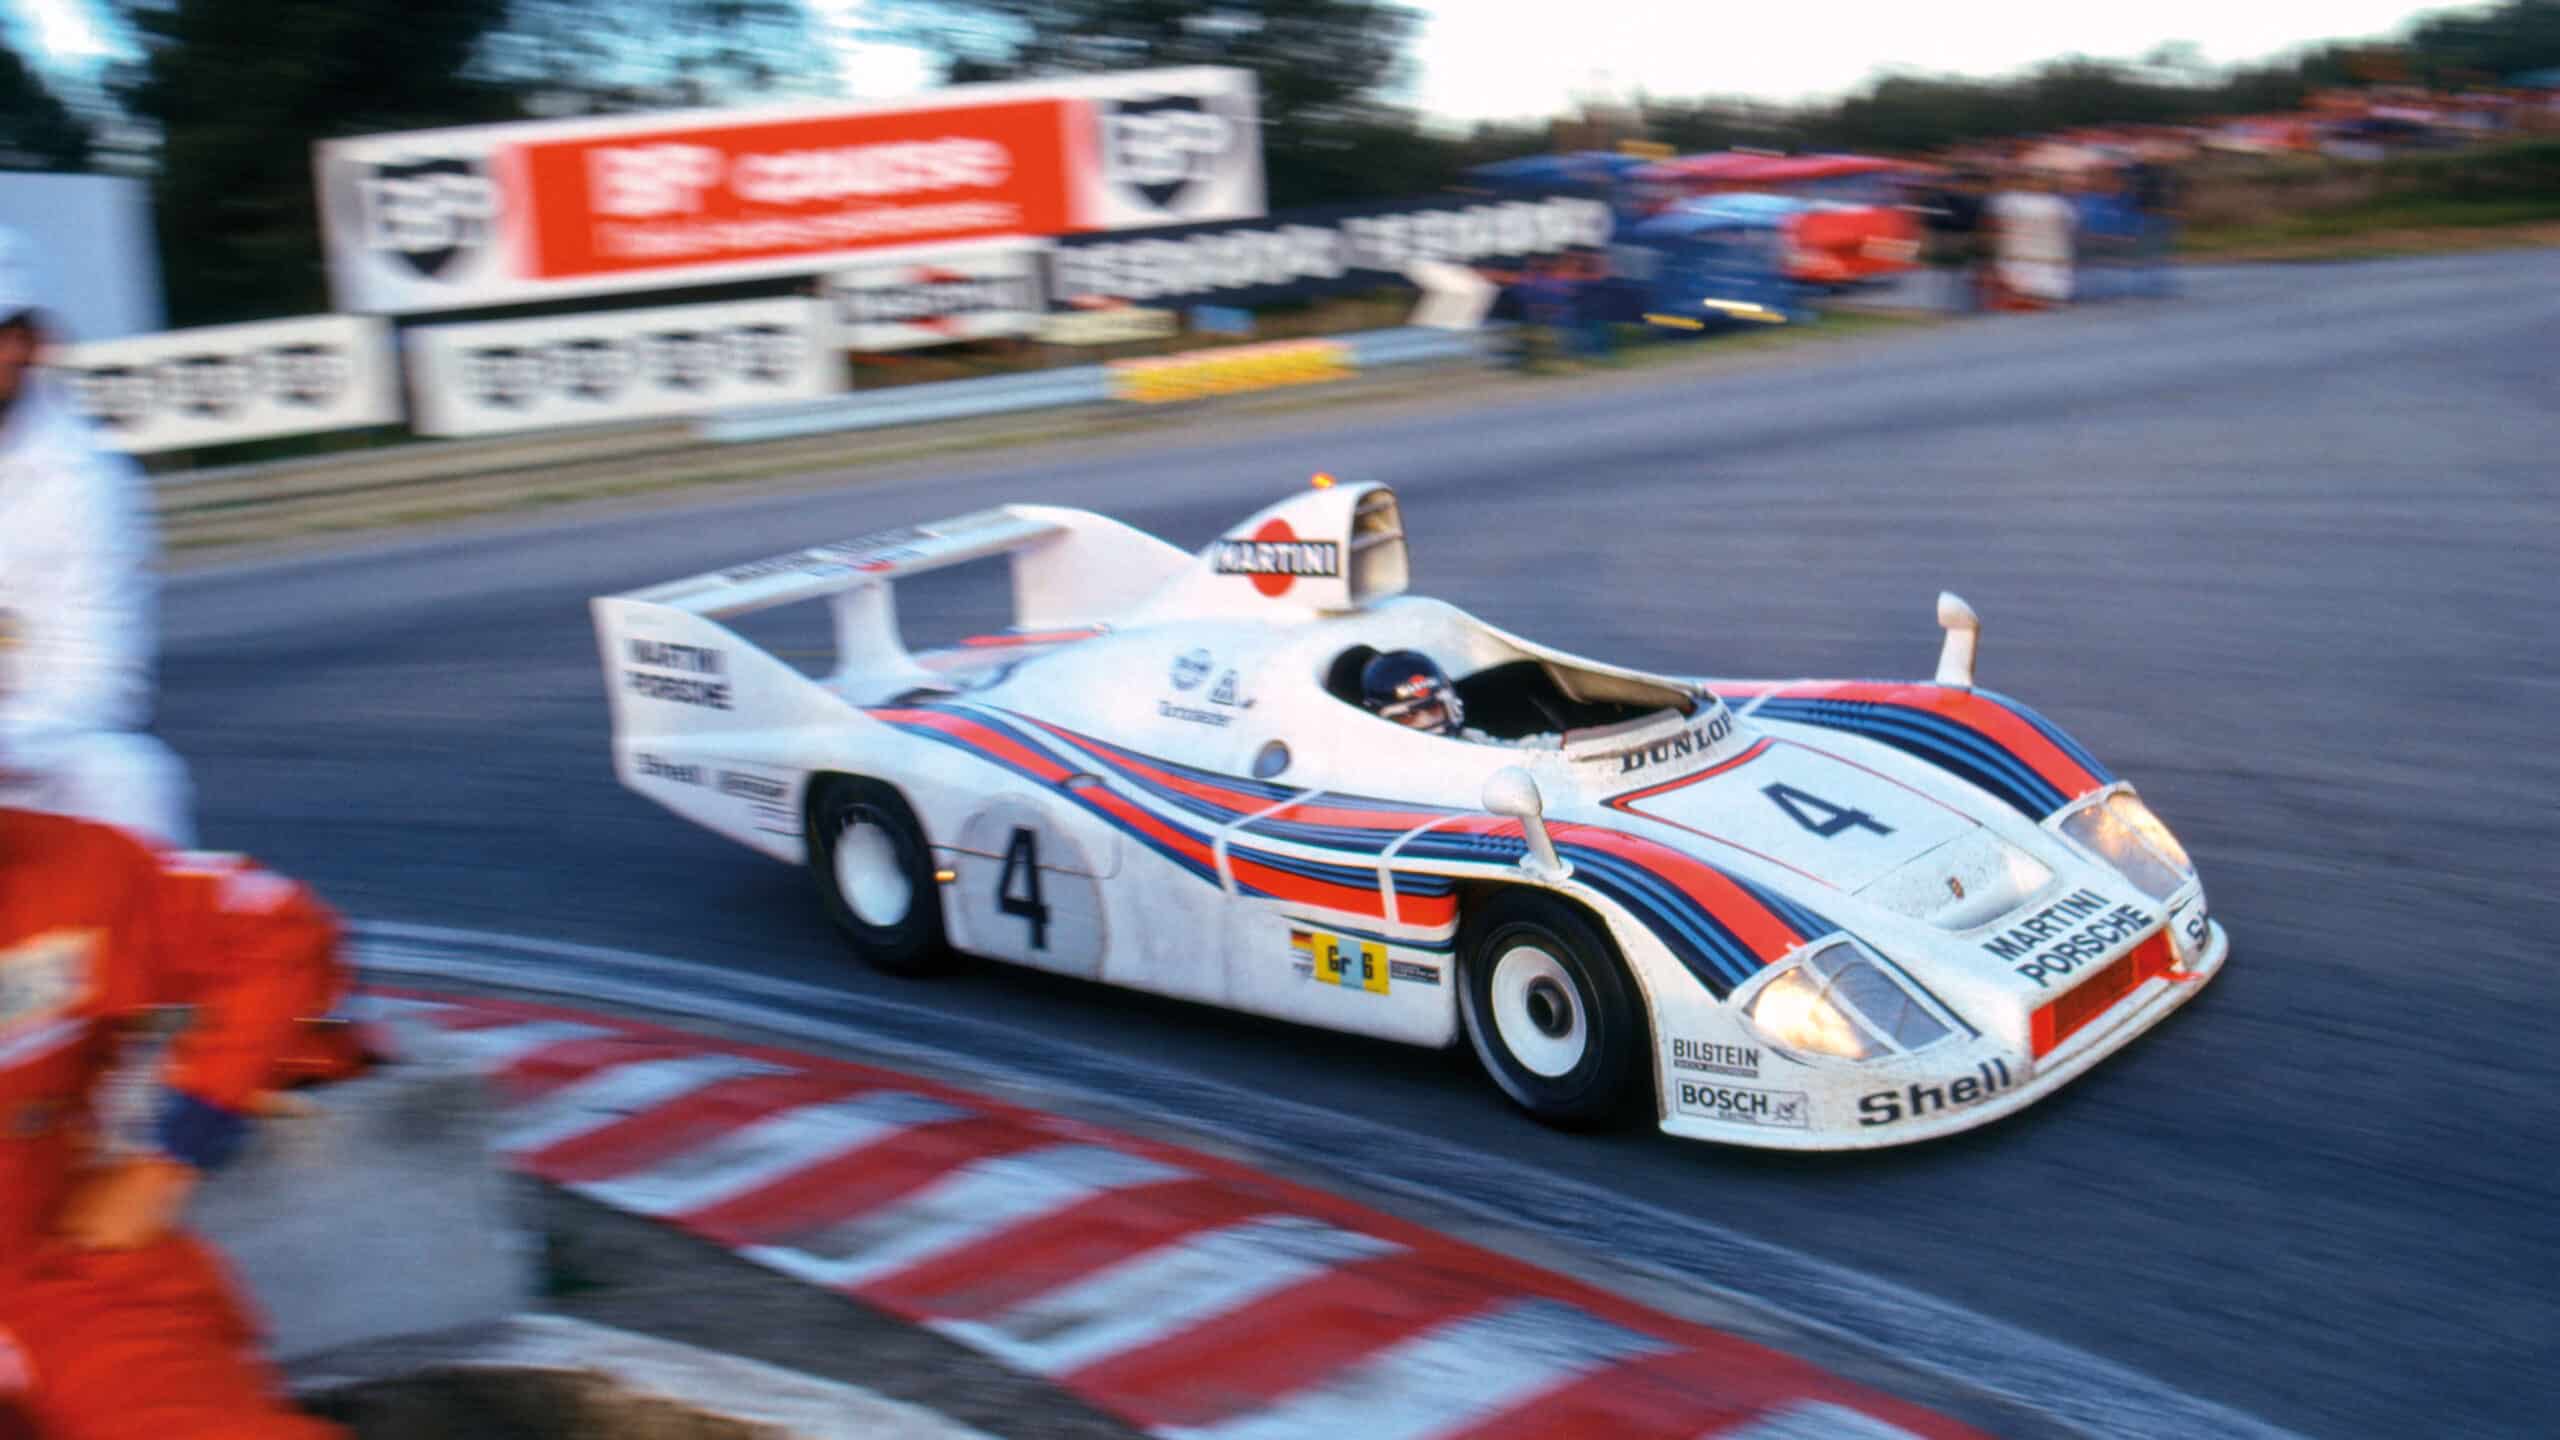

[52,315,400,454]
[316,67,1263,313]
[828,245,1045,351]
[1037,306,1179,346]
[408,297,835,437]
[1109,338,1349,405]
[1052,193,1613,309]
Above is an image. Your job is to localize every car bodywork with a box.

[593,482,2226,1150]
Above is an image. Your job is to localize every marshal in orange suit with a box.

[1,809,349,1439]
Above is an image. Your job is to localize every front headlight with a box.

[1744,942,1961,1063]
[2061,790,2194,900]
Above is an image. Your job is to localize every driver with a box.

[1361,649,1464,736]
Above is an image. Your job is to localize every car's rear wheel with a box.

[808,775,950,977]
[1457,891,1644,1127]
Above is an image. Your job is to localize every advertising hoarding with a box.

[52,314,398,453]
[407,296,835,436]
[1051,194,1613,309]
[317,68,1263,314]
[827,244,1045,351]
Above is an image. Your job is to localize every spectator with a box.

[2125,151,2182,299]
[0,228,193,847]
[1567,246,1614,359]
[1990,170,2078,309]
[1919,171,1988,313]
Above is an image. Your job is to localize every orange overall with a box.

[1,809,346,1439]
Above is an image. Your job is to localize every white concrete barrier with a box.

[191,1060,531,1362]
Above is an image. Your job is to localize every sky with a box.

[8,0,2459,121]
[1407,1,2457,122]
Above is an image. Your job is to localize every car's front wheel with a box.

[1457,891,1643,1127]
[808,775,950,977]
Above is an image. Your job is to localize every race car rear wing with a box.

[621,508,1055,618]
[614,503,1193,626]
[598,503,1192,705]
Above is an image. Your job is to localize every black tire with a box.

[807,775,950,977]
[1457,890,1644,1128]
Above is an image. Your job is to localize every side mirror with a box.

[1934,591,1980,690]
[1483,767,1571,881]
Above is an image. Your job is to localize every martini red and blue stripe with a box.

[868,703,1835,997]
[1714,681,2111,819]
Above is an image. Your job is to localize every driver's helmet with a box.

[1361,650,1463,736]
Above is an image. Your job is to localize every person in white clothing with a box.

[1989,173,2078,307]
[0,227,193,846]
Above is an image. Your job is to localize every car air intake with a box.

[2031,930,2174,1058]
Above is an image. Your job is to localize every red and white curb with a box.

[353,987,1981,1440]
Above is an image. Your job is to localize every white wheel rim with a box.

[1489,943,1587,1078]
[833,818,912,929]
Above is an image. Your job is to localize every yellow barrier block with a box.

[1109,339,1355,405]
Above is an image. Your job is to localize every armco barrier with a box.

[698,326,1485,445]
[696,367,1111,445]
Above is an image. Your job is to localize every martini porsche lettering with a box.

[1675,1081,1807,1128]
[1213,539,1340,581]
[1983,889,2115,962]
[625,640,731,709]
[1616,710,1735,774]
[1983,887,2155,987]
[1671,1038,1760,1078]
[1856,1058,2017,1127]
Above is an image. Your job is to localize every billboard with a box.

[51,314,399,453]
[406,296,836,436]
[1051,194,1613,309]
[316,68,1263,314]
[826,244,1046,351]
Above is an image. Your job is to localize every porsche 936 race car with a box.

[593,480,2226,1149]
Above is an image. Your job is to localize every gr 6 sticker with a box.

[1293,928,1388,995]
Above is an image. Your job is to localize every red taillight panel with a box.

[2032,931,2175,1058]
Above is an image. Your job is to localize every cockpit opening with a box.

[1327,646,1690,742]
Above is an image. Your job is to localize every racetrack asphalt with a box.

[164,248,2560,1439]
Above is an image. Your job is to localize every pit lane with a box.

[164,248,2560,1439]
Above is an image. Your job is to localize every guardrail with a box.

[698,367,1111,445]
[698,326,1485,446]
[152,325,1491,550]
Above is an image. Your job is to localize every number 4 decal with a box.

[1762,782,1894,838]
[997,826,1051,949]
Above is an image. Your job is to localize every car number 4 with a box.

[1762,782,1893,839]
[997,826,1052,950]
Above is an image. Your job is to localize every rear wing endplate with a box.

[617,508,1069,619]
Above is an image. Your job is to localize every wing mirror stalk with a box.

[1483,768,1571,881]
[1934,591,1980,690]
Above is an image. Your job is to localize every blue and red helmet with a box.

[1360,650,1463,736]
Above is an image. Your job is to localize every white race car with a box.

[594,480,2226,1149]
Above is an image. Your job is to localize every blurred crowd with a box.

[1911,145,2184,313]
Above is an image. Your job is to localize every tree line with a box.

[0,0,2553,327]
